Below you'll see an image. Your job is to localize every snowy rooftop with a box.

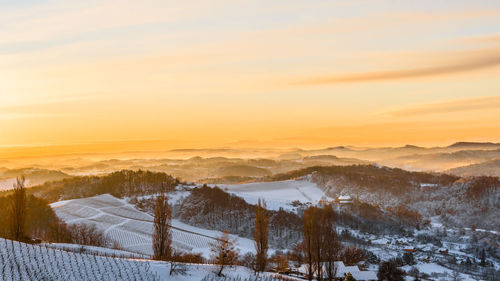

[297,261,377,281]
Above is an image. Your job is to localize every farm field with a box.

[51,194,255,257]
[218,180,333,211]
[0,237,285,281]
[0,238,158,281]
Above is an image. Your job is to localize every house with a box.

[297,261,377,281]
[403,246,415,252]
[439,248,449,255]
[337,195,353,204]
[318,199,332,206]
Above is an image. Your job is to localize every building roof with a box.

[297,261,377,281]
[351,270,378,281]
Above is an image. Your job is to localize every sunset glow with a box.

[2,0,500,157]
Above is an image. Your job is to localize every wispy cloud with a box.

[295,51,500,85]
[384,96,500,117]
[0,96,96,120]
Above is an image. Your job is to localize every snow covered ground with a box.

[149,263,286,281]
[0,237,284,281]
[218,180,332,211]
[42,243,148,259]
[0,238,157,281]
[51,194,256,258]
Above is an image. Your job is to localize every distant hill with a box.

[212,165,271,178]
[0,168,71,188]
[448,141,500,149]
[302,155,369,166]
[380,149,500,171]
[447,159,500,177]
[266,164,499,231]
[266,164,458,195]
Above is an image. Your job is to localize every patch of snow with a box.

[52,194,258,258]
[217,180,332,211]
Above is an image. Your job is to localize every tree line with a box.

[1,176,114,248]
[29,170,179,202]
[153,187,382,280]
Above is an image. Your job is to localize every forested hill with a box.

[175,185,302,249]
[266,165,500,231]
[265,164,459,195]
[28,170,179,202]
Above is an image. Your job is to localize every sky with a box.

[1,0,500,156]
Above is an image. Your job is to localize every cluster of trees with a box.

[387,205,423,228]
[175,185,302,248]
[30,170,179,202]
[333,202,414,236]
[173,185,411,279]
[377,259,405,281]
[267,165,458,195]
[67,223,110,247]
[0,177,71,243]
[465,176,499,199]
[301,205,341,280]
[291,205,369,281]
[193,201,369,279]
[0,176,115,249]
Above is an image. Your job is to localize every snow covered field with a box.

[42,243,149,259]
[51,194,256,258]
[149,263,286,281]
[0,238,157,281]
[218,180,332,211]
[0,237,285,281]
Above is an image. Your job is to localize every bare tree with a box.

[254,198,269,272]
[67,223,109,247]
[451,270,462,281]
[9,176,27,241]
[377,259,405,281]
[153,191,172,261]
[322,204,340,281]
[302,206,317,281]
[210,231,239,277]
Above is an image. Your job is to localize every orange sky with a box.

[1,0,500,158]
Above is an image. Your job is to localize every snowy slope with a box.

[51,194,256,258]
[0,238,286,281]
[0,238,157,281]
[218,180,332,211]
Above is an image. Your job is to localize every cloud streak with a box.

[296,52,500,85]
[385,96,500,117]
